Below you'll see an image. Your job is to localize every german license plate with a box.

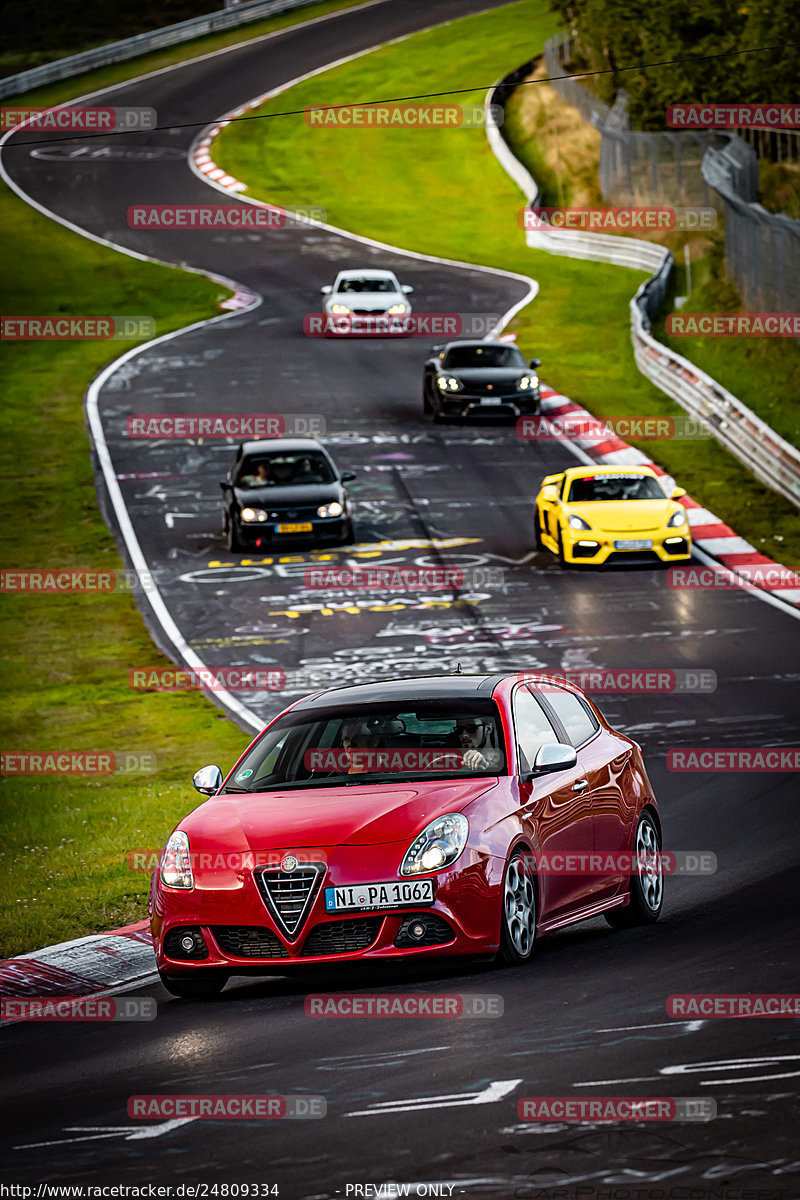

[480,397,503,406]
[614,538,652,550]
[276,522,313,533]
[325,879,434,912]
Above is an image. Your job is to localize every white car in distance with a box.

[320,269,413,333]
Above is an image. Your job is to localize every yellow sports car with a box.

[534,465,692,566]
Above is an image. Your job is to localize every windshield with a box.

[567,473,667,502]
[222,701,507,792]
[236,452,336,489]
[337,277,398,294]
[442,345,526,370]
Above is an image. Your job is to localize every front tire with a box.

[225,513,243,553]
[497,848,537,965]
[159,970,228,999]
[605,809,664,927]
[534,508,545,551]
[557,528,567,567]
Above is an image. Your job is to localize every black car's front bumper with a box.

[438,390,541,419]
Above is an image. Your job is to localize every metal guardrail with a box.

[485,72,800,509]
[702,137,800,318]
[0,0,323,98]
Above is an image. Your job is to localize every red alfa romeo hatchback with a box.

[151,673,664,996]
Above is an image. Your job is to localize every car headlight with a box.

[331,304,350,314]
[317,501,343,518]
[387,304,407,314]
[240,507,267,523]
[566,512,592,531]
[519,374,539,390]
[666,509,687,528]
[160,831,193,889]
[400,813,469,876]
[436,376,461,392]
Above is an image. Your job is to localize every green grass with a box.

[4,0,376,111]
[0,186,252,957]
[214,0,800,565]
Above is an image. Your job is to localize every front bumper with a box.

[236,517,350,546]
[561,527,691,564]
[439,391,541,419]
[151,843,502,975]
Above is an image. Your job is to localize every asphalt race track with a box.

[2,0,800,1193]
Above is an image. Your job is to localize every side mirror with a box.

[540,484,559,501]
[219,481,232,492]
[529,742,577,777]
[193,765,223,796]
[401,284,413,294]
[321,285,332,295]
[529,358,541,368]
[340,470,356,482]
[671,486,686,499]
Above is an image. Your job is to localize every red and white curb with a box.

[537,383,800,607]
[0,920,156,1002]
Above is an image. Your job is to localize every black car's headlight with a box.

[437,376,462,392]
[317,501,343,518]
[666,509,687,528]
[240,507,268,524]
[160,831,194,889]
[400,813,469,876]
[518,373,539,390]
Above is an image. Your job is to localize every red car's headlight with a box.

[160,830,194,889]
[400,813,469,876]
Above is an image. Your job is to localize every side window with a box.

[513,687,559,773]
[543,690,598,748]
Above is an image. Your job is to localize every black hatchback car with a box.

[220,438,355,551]
[423,340,541,421]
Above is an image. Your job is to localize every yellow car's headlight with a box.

[666,509,687,528]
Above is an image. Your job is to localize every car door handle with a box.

[572,778,589,792]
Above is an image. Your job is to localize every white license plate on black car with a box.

[480,398,502,406]
[325,879,434,912]
[614,538,652,550]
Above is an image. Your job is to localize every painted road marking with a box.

[347,1079,522,1117]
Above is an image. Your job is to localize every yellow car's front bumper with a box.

[560,525,691,565]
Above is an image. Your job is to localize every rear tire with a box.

[159,970,228,999]
[423,387,433,416]
[497,848,537,965]
[605,810,664,927]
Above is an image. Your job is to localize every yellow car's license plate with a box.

[276,522,313,533]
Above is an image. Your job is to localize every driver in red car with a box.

[455,717,503,771]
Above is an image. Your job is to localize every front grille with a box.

[211,926,289,959]
[254,863,326,938]
[267,506,319,521]
[300,917,383,957]
[350,308,388,315]
[164,926,208,960]
[394,914,455,948]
